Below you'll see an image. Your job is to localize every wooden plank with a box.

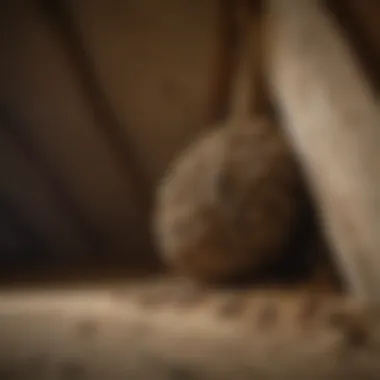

[268,0,380,300]
[0,279,377,379]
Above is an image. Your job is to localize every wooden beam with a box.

[0,279,378,379]
[267,0,380,300]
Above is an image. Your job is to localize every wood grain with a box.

[0,278,378,379]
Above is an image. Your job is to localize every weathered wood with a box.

[267,0,380,300]
[0,279,378,380]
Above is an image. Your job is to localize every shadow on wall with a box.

[0,196,48,269]
[0,0,222,282]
